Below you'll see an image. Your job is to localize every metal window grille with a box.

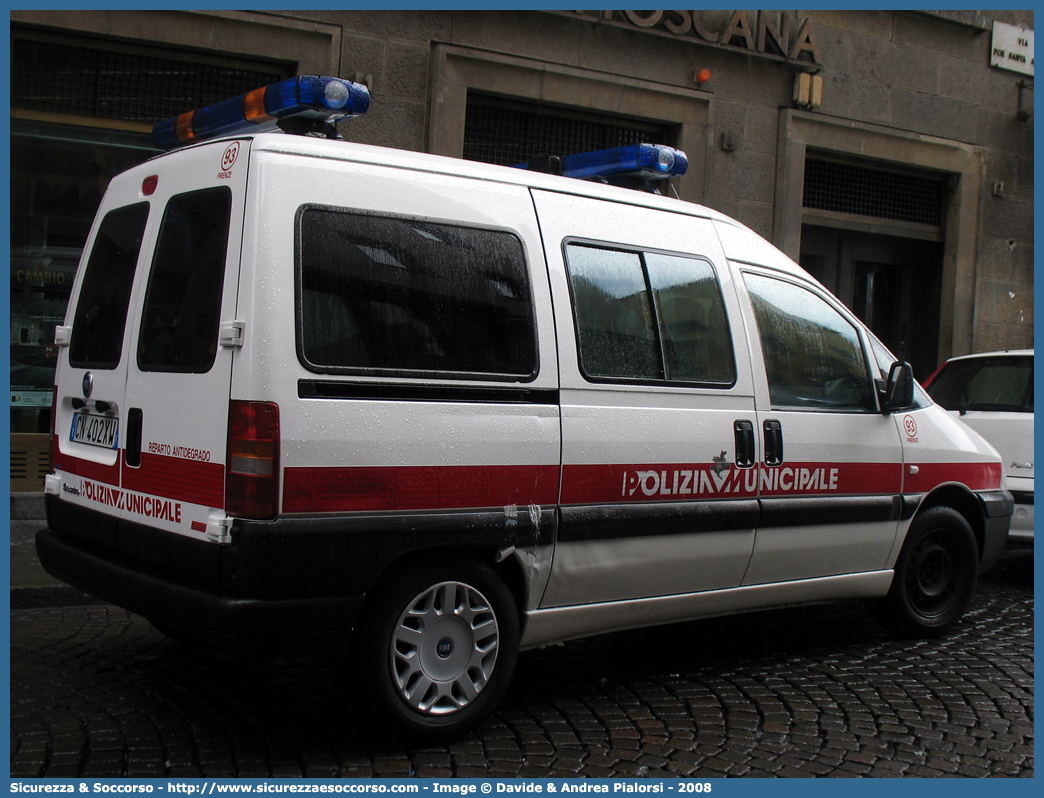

[464,93,673,167]
[803,158,945,227]
[12,37,285,123]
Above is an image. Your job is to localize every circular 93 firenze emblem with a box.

[903,415,918,439]
[221,142,240,172]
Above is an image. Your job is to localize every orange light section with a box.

[243,87,275,124]
[695,68,711,84]
[174,111,195,144]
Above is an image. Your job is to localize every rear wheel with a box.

[876,506,978,637]
[360,560,519,744]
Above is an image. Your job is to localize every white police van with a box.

[38,76,1013,742]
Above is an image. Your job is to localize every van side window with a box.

[69,203,150,369]
[744,272,874,410]
[566,244,735,385]
[138,187,232,373]
[297,208,536,380]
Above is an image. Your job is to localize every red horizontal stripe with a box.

[121,452,225,508]
[562,462,904,504]
[759,462,902,498]
[282,464,561,514]
[907,461,1002,493]
[52,435,120,485]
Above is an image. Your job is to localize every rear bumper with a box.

[36,527,363,659]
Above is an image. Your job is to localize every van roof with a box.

[146,130,809,280]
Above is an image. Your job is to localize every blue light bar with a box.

[512,143,688,181]
[153,75,370,150]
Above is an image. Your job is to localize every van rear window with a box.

[137,187,232,373]
[297,208,537,380]
[69,203,150,369]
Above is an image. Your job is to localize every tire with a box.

[359,559,519,744]
[876,506,979,637]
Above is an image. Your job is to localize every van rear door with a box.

[52,196,154,530]
[119,139,250,542]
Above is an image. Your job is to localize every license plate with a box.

[70,412,119,450]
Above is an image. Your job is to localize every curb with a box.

[11,491,46,521]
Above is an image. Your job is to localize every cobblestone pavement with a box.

[11,553,1033,779]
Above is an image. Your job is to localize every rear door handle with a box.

[126,407,143,468]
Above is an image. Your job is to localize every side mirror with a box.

[879,361,915,414]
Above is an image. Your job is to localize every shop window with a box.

[11,121,157,433]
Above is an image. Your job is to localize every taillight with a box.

[226,400,280,519]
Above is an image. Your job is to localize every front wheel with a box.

[360,560,519,744]
[875,506,979,637]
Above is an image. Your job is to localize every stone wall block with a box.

[453,11,583,66]
[892,14,990,62]
[849,34,940,93]
[807,10,894,40]
[11,9,109,34]
[326,10,451,43]
[890,89,977,141]
[982,194,1034,244]
[579,25,701,87]
[744,105,779,157]
[108,11,217,50]
[978,234,1035,283]
[385,42,429,101]
[976,106,1035,157]
[709,149,776,205]
[817,73,890,124]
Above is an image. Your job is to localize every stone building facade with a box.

[9,9,1034,488]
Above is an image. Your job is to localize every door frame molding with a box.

[774,109,984,365]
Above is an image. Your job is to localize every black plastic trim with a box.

[976,490,1015,573]
[299,380,559,405]
[44,498,558,601]
[899,494,924,521]
[978,489,1015,518]
[1010,490,1033,506]
[559,500,760,542]
[227,508,557,598]
[760,495,901,528]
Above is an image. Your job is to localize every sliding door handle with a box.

[734,420,755,468]
[764,419,783,466]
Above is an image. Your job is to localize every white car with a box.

[925,350,1033,545]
